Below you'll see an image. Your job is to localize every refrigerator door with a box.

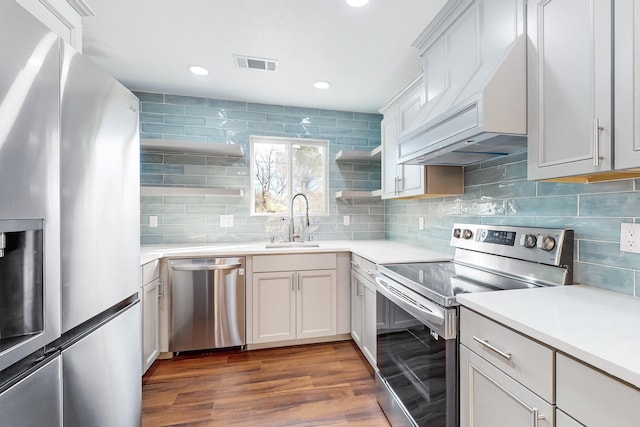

[0,1,61,371]
[59,42,140,332]
[62,302,141,427]
[0,356,62,427]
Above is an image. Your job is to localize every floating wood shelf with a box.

[141,186,244,197]
[335,146,381,161]
[335,189,382,199]
[140,138,244,157]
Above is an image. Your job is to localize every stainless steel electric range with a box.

[375,223,574,427]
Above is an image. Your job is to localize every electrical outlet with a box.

[343,216,350,226]
[620,223,640,253]
[149,216,158,228]
[419,217,425,230]
[220,215,234,228]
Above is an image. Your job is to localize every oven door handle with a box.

[375,277,445,326]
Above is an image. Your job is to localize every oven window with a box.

[377,295,457,427]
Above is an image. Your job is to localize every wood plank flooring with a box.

[142,341,390,426]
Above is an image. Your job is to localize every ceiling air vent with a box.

[234,55,278,72]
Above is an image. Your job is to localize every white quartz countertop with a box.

[457,285,640,389]
[140,240,451,266]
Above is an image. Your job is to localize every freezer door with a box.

[59,42,140,332]
[0,1,61,371]
[0,357,62,427]
[62,302,141,427]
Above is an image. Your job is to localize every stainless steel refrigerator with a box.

[0,2,141,426]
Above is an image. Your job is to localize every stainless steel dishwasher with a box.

[168,257,245,352]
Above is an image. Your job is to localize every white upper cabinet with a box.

[526,0,640,181]
[16,0,93,52]
[614,0,640,171]
[527,0,612,180]
[380,75,464,199]
[381,75,427,199]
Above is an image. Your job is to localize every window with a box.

[250,136,329,216]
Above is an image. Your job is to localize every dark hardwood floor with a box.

[142,340,390,426]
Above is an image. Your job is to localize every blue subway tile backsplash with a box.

[137,91,640,297]
[386,153,640,296]
[137,91,385,247]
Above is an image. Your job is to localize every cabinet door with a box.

[527,0,612,179]
[460,346,553,427]
[297,270,337,339]
[397,88,425,196]
[252,272,296,343]
[362,280,377,367]
[614,0,640,170]
[142,279,160,374]
[556,410,584,427]
[350,270,363,347]
[381,115,401,199]
[556,353,640,427]
[381,77,425,200]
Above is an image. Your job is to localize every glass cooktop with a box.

[378,261,539,307]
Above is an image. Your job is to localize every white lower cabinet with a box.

[461,306,640,426]
[362,280,377,366]
[460,308,553,427]
[141,260,160,374]
[350,270,363,348]
[556,353,640,427]
[251,254,337,344]
[556,409,584,427]
[350,254,380,368]
[252,271,296,343]
[351,271,378,367]
[460,346,553,427]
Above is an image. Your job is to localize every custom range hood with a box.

[398,0,527,166]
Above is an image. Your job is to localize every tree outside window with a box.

[251,136,329,215]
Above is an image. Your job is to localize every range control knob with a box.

[522,234,537,248]
[538,235,556,251]
[461,229,473,240]
[453,228,462,238]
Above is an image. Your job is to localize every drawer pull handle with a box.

[533,408,545,427]
[365,270,374,276]
[350,261,360,267]
[472,336,512,360]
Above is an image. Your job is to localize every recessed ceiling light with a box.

[189,65,209,76]
[314,81,331,90]
[346,0,369,7]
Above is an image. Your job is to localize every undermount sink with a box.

[265,242,320,249]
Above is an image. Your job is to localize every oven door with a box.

[375,278,458,427]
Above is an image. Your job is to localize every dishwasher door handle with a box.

[171,263,242,271]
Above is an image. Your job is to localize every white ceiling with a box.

[82,0,447,114]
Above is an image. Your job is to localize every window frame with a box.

[250,135,330,216]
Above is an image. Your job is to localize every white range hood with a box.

[398,0,527,166]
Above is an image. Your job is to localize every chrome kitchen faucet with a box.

[289,193,310,242]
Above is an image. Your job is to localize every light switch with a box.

[149,216,158,228]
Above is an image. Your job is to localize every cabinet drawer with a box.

[556,353,640,426]
[460,308,554,402]
[141,259,160,286]
[351,254,376,279]
[253,253,336,273]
